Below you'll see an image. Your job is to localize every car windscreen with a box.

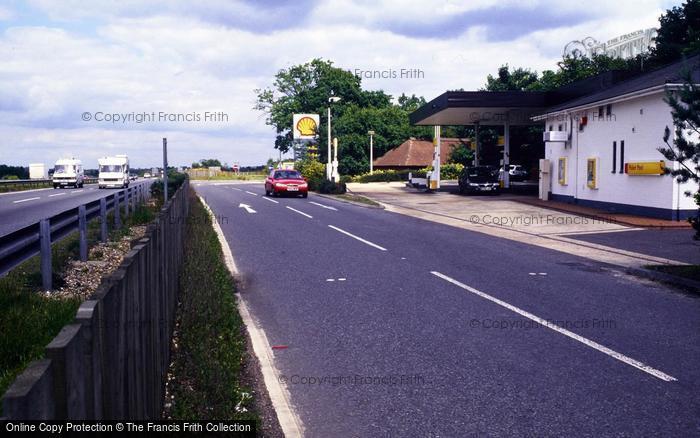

[54,165,73,173]
[100,165,122,172]
[467,168,497,182]
[274,171,302,179]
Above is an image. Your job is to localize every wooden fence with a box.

[1,179,190,420]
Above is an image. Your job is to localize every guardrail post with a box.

[79,205,88,262]
[114,192,121,230]
[125,189,130,218]
[40,219,52,291]
[100,198,107,242]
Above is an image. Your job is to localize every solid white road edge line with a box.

[262,197,279,204]
[197,194,304,437]
[430,271,677,382]
[12,197,41,203]
[286,206,312,218]
[328,225,387,251]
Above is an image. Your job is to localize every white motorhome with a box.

[98,155,130,189]
[52,158,84,188]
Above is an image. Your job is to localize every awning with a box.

[409,91,550,126]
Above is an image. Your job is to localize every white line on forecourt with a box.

[328,225,387,251]
[262,197,279,204]
[286,206,312,218]
[196,194,304,437]
[13,197,40,204]
[49,193,66,197]
[430,271,677,382]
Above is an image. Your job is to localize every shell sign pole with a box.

[292,114,320,140]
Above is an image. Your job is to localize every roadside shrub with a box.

[296,157,326,191]
[150,171,187,201]
[418,163,464,180]
[318,179,346,194]
[351,169,412,183]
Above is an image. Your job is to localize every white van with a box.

[98,155,130,188]
[52,158,84,188]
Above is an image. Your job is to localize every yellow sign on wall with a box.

[558,157,568,185]
[587,158,598,189]
[625,161,665,175]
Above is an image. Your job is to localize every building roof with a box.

[373,138,470,168]
[538,54,700,116]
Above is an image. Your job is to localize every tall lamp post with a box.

[327,95,342,180]
[367,130,375,174]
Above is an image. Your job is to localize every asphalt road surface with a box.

[0,180,153,237]
[195,182,700,437]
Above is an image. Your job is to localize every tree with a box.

[448,143,474,167]
[483,65,540,91]
[658,69,700,239]
[651,0,700,67]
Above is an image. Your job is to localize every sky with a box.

[0,0,678,168]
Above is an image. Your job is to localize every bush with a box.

[296,157,326,191]
[318,179,346,194]
[351,169,412,183]
[150,171,187,202]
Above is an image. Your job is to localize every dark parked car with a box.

[458,166,500,195]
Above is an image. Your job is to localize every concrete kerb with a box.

[315,192,385,209]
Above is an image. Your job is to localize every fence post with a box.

[40,219,52,291]
[100,198,107,243]
[114,192,121,230]
[79,205,88,262]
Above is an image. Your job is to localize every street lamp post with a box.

[368,130,375,174]
[327,96,341,180]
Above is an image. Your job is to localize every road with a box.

[195,182,700,437]
[0,180,153,237]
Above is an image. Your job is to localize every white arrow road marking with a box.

[286,206,312,218]
[309,201,337,211]
[262,197,279,204]
[245,190,258,196]
[430,271,677,382]
[239,203,257,214]
[328,225,387,251]
[13,197,41,203]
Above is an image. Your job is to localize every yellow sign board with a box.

[586,158,597,189]
[625,161,665,175]
[497,136,505,146]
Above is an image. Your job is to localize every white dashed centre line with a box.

[328,225,387,251]
[245,191,258,196]
[71,190,84,193]
[286,206,312,218]
[49,193,66,197]
[430,271,677,382]
[262,197,279,204]
[309,201,338,211]
[232,187,242,191]
[13,197,40,204]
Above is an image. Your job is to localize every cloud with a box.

[0,0,668,167]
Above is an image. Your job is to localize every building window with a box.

[558,124,563,131]
[549,124,553,131]
[619,140,625,173]
[606,104,612,117]
[612,141,617,173]
[598,106,604,118]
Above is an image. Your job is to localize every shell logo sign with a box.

[292,114,320,140]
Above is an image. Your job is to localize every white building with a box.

[535,55,699,220]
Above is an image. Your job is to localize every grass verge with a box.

[647,264,700,282]
[334,193,381,207]
[164,193,258,422]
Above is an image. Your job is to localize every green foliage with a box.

[150,171,187,202]
[192,159,222,168]
[352,169,413,183]
[448,144,475,166]
[254,59,432,174]
[433,163,464,180]
[651,0,700,66]
[317,179,346,194]
[0,165,28,180]
[295,156,326,191]
[658,69,700,239]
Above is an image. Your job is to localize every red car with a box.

[265,169,308,198]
